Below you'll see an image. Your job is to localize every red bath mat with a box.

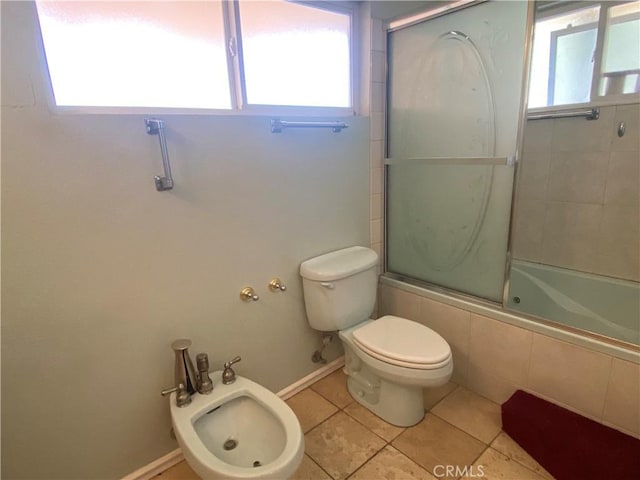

[502,390,640,480]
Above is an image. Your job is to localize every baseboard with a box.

[122,356,345,479]
[121,448,184,480]
[276,355,345,400]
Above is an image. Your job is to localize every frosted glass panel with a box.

[387,164,515,301]
[239,1,351,107]
[36,1,231,109]
[386,1,528,302]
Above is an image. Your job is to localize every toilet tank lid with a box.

[300,246,378,281]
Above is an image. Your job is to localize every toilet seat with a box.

[352,315,451,370]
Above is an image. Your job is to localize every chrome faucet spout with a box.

[172,339,198,396]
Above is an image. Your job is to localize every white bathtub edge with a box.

[380,275,640,364]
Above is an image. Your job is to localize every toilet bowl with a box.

[300,246,453,427]
[169,371,304,479]
[340,317,453,426]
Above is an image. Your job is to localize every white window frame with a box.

[37,0,359,117]
[528,0,640,114]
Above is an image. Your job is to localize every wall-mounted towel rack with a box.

[385,155,515,166]
[527,107,599,121]
[270,119,348,133]
[145,118,174,191]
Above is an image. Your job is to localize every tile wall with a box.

[369,18,385,271]
[379,283,640,439]
[512,104,640,281]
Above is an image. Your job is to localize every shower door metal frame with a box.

[381,0,537,310]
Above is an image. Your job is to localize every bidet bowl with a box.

[169,372,304,479]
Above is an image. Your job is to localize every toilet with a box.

[300,246,453,427]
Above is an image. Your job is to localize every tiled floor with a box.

[158,369,555,480]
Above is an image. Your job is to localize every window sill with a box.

[527,93,640,115]
[49,104,359,118]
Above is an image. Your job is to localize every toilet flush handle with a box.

[320,282,334,289]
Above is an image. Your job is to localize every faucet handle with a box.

[222,356,242,385]
[161,382,192,407]
[224,356,241,368]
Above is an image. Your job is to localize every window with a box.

[35,0,354,112]
[238,1,351,107]
[529,1,640,109]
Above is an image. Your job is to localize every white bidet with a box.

[169,372,304,479]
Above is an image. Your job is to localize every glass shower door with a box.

[386,1,530,302]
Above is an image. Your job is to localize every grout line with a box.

[303,408,343,436]
[598,356,615,420]
[427,383,460,411]
[303,453,335,480]
[427,411,495,448]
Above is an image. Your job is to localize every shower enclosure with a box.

[384,0,640,347]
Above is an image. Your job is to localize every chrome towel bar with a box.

[527,107,599,121]
[145,118,174,191]
[385,156,515,166]
[271,119,348,133]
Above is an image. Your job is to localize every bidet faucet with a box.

[161,382,191,407]
[171,339,198,395]
[222,356,242,384]
[196,353,213,394]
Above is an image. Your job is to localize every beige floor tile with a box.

[291,454,331,480]
[460,447,549,480]
[490,432,555,479]
[431,387,502,444]
[305,411,386,480]
[392,414,486,476]
[350,445,437,480]
[423,382,458,411]
[159,460,200,480]
[286,388,338,433]
[343,401,405,441]
[310,369,354,409]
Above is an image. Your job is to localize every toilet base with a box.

[345,373,425,427]
[339,325,452,428]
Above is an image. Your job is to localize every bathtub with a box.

[508,260,640,346]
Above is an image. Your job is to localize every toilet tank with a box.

[300,246,379,332]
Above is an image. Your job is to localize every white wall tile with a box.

[527,334,612,418]
[512,199,546,262]
[378,284,420,321]
[371,18,385,52]
[595,204,640,281]
[541,202,602,273]
[467,363,522,405]
[517,150,551,201]
[371,50,386,84]
[370,193,383,221]
[469,314,533,386]
[369,140,384,170]
[546,151,609,204]
[603,359,640,436]
[604,150,640,206]
[419,297,471,386]
[370,112,385,141]
[523,119,553,153]
[370,218,382,244]
[551,106,615,152]
[611,104,640,152]
[371,82,385,114]
[371,166,383,195]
